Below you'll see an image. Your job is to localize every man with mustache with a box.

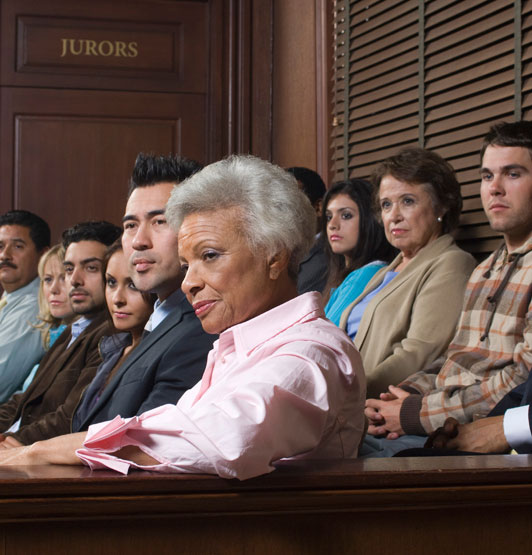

[0,210,50,403]
[0,221,121,447]
[71,154,215,432]
[363,121,532,456]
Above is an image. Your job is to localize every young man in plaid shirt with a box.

[363,121,532,457]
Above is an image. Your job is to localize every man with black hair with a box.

[127,152,202,196]
[71,153,215,432]
[0,220,121,446]
[286,166,329,294]
[0,210,51,402]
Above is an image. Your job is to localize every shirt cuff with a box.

[400,385,420,395]
[503,405,532,453]
[399,394,425,436]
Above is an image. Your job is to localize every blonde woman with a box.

[22,245,75,391]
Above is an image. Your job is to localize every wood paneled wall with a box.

[271,0,331,183]
[0,0,279,241]
[272,0,318,172]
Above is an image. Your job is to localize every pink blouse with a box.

[76,292,366,480]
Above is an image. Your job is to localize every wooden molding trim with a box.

[316,0,331,184]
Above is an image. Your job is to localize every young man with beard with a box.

[0,221,121,447]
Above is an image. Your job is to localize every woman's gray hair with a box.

[166,155,316,277]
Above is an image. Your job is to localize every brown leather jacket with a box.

[0,312,111,444]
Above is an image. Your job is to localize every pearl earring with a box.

[437,216,442,222]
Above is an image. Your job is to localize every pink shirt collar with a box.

[194,292,325,403]
[221,291,324,357]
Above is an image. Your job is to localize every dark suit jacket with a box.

[73,292,216,432]
[297,236,329,294]
[0,313,110,444]
[490,370,532,427]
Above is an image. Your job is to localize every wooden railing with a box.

[1,455,532,554]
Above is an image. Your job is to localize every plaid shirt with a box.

[399,236,532,435]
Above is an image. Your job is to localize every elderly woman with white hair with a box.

[0,155,365,480]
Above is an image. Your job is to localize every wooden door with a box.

[0,0,272,242]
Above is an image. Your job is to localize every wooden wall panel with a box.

[219,0,273,161]
[1,0,208,92]
[272,0,318,173]
[250,0,273,160]
[1,87,205,241]
[0,0,213,239]
[0,0,276,240]
[15,117,174,233]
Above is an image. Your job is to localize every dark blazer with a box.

[0,313,110,445]
[297,236,329,294]
[490,370,532,426]
[73,292,216,432]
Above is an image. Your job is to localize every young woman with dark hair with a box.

[323,178,396,326]
[70,240,155,430]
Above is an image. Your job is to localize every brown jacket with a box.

[0,312,111,444]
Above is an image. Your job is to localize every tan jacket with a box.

[339,235,475,398]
